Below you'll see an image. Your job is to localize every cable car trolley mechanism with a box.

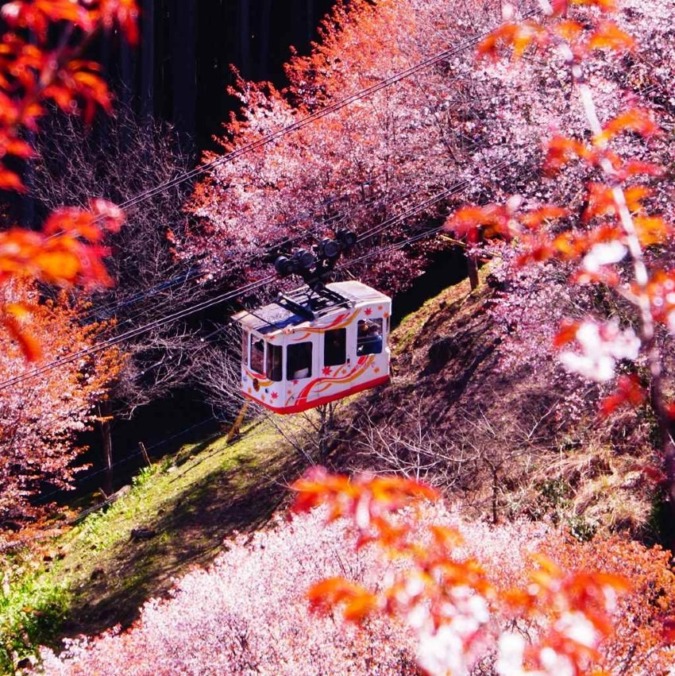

[233,232,391,414]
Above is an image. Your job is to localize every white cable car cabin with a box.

[234,281,391,414]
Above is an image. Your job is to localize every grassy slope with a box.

[57,423,304,636]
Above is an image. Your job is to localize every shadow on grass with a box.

[61,450,307,639]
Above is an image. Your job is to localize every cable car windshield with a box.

[250,336,265,374]
[357,318,383,355]
[267,344,282,381]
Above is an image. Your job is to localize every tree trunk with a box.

[172,0,197,142]
[98,401,114,496]
[238,0,251,77]
[317,403,334,460]
[467,253,479,291]
[140,0,155,119]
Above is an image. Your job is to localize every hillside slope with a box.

[28,273,675,673]
[0,270,665,672]
[0,423,308,671]
[335,272,656,539]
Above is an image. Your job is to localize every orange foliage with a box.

[307,578,378,623]
[444,204,516,242]
[0,279,122,521]
[293,465,437,546]
[293,470,675,675]
[477,21,549,61]
[587,21,635,51]
[543,135,592,173]
[599,374,646,417]
[477,9,632,62]
[0,199,125,286]
[641,271,675,330]
[597,107,660,145]
[502,554,631,675]
[0,0,138,359]
[539,536,675,674]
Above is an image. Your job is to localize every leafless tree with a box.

[448,404,560,524]
[259,401,345,465]
[349,401,477,487]
[195,322,263,424]
[350,400,563,524]
[30,104,206,490]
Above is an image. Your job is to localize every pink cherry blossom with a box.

[559,320,640,382]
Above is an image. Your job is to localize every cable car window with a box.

[357,318,383,355]
[250,336,265,374]
[266,344,282,382]
[242,330,249,366]
[287,342,313,380]
[324,328,346,367]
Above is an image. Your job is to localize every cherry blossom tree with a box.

[290,469,675,676]
[38,482,674,674]
[28,103,207,490]
[0,280,121,525]
[184,0,540,293]
[445,0,675,521]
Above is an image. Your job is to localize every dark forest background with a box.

[107,0,336,150]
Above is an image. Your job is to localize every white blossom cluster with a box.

[40,504,552,675]
[560,320,641,382]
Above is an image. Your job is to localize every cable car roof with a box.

[233,281,390,336]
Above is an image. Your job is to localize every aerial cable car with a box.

[233,231,392,414]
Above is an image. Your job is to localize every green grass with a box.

[391,272,486,357]
[0,419,306,673]
[0,569,69,673]
[0,277,479,673]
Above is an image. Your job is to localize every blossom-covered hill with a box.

[27,267,675,675]
[37,500,675,675]
[40,484,675,676]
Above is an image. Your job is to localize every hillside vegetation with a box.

[0,422,304,672]
[180,0,673,540]
[341,272,658,539]
[1,271,672,672]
